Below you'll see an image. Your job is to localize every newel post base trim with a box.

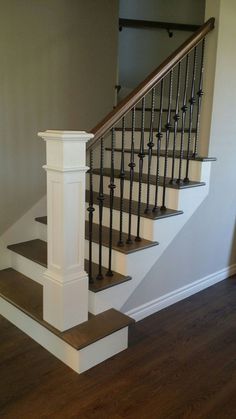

[38,130,94,332]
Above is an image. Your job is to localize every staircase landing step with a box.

[35,219,159,254]
[93,168,205,189]
[0,268,134,350]
[105,148,217,162]
[7,240,131,293]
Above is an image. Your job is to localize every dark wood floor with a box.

[1,276,236,419]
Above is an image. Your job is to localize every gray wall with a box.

[119,0,205,92]
[0,0,119,234]
[122,0,236,312]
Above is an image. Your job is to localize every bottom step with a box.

[0,268,134,373]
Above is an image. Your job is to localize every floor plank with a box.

[1,275,236,418]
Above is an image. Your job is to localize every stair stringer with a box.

[88,163,211,315]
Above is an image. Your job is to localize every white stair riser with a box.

[104,150,204,182]
[89,174,180,209]
[8,250,45,285]
[0,296,129,374]
[114,131,190,152]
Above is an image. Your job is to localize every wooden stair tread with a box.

[114,127,197,133]
[93,168,205,189]
[34,219,158,254]
[105,148,216,162]
[85,190,183,220]
[7,240,131,292]
[0,268,134,350]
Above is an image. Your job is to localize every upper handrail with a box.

[87,17,215,151]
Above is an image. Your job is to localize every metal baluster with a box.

[193,39,205,158]
[145,88,156,213]
[127,108,136,244]
[118,117,125,246]
[87,150,95,283]
[177,54,189,184]
[96,138,105,280]
[136,97,146,241]
[185,47,197,182]
[170,62,181,184]
[153,79,164,211]
[161,70,173,210]
[107,128,116,276]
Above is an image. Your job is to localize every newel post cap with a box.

[38,130,94,142]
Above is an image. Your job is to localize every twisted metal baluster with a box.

[153,80,164,211]
[136,97,146,241]
[170,62,181,184]
[107,128,116,276]
[145,88,156,213]
[185,47,197,182]
[127,108,136,244]
[118,117,125,246]
[177,54,189,184]
[193,39,205,158]
[161,70,173,210]
[87,150,95,283]
[96,138,104,280]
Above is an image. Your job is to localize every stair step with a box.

[93,168,205,189]
[0,268,134,350]
[105,148,216,162]
[114,127,197,133]
[35,219,159,254]
[7,240,131,292]
[84,191,183,220]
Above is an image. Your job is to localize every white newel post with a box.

[38,130,94,331]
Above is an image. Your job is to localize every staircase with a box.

[0,18,215,373]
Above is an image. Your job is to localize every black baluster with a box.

[184,47,197,183]
[96,138,104,280]
[153,79,164,212]
[136,97,146,241]
[177,54,189,184]
[87,150,95,283]
[107,128,116,276]
[118,117,125,246]
[145,88,156,213]
[170,62,181,184]
[161,70,173,210]
[127,108,136,244]
[193,39,205,158]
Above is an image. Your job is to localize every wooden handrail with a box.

[88,17,215,151]
[119,18,200,33]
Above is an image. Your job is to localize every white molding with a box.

[126,264,236,322]
[0,296,128,374]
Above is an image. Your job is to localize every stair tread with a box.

[114,127,197,133]
[93,168,205,189]
[105,148,216,162]
[34,219,159,254]
[85,191,183,220]
[7,240,131,292]
[0,268,134,350]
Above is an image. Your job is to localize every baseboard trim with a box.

[126,264,236,322]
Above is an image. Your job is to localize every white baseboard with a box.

[126,264,236,322]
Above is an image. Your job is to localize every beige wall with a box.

[0,0,119,234]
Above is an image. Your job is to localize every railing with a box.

[86,18,215,282]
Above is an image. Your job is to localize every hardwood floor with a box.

[1,276,236,418]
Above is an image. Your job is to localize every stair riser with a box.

[113,131,190,152]
[104,150,204,182]
[89,174,180,209]
[8,250,45,285]
[85,204,154,241]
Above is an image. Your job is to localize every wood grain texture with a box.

[0,268,134,350]
[0,275,236,418]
